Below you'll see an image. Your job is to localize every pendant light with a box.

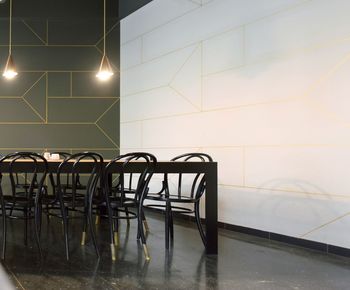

[96,0,114,81]
[3,0,17,80]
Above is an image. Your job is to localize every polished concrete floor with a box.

[1,211,350,290]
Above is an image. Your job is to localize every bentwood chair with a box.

[0,152,48,259]
[54,152,103,260]
[44,152,87,218]
[146,153,213,249]
[101,152,157,261]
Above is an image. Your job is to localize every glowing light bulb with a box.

[3,54,17,80]
[96,55,113,81]
[3,69,17,79]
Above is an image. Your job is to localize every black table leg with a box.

[205,163,218,254]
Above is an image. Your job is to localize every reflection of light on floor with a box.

[0,265,15,290]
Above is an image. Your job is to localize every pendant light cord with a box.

[9,0,12,55]
[103,0,106,56]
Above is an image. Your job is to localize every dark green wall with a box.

[0,0,120,158]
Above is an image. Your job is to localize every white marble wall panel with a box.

[203,40,350,110]
[304,214,350,249]
[245,147,350,197]
[121,0,199,44]
[120,38,142,70]
[142,0,306,61]
[121,0,350,248]
[309,54,350,124]
[203,147,244,186]
[141,99,350,148]
[246,0,350,63]
[120,121,142,149]
[121,45,196,96]
[121,87,198,122]
[219,186,350,239]
[203,27,245,75]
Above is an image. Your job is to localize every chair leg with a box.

[24,208,28,246]
[87,205,100,259]
[165,201,170,250]
[194,201,206,247]
[169,207,174,242]
[141,210,149,233]
[113,209,119,246]
[59,199,69,260]
[138,204,150,261]
[34,204,43,259]
[81,214,87,246]
[125,207,130,226]
[104,191,116,261]
[1,204,6,260]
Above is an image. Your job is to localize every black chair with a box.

[44,152,86,219]
[146,153,213,249]
[0,152,48,259]
[101,152,157,261]
[54,152,103,260]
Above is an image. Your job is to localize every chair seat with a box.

[146,193,197,203]
[3,195,35,207]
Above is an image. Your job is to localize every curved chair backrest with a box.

[56,152,103,206]
[167,153,213,200]
[0,152,49,202]
[104,152,157,204]
[48,152,72,189]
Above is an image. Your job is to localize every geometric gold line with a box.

[0,44,97,47]
[0,122,45,124]
[21,72,46,98]
[169,44,200,84]
[95,123,119,149]
[120,97,296,123]
[70,72,73,97]
[3,264,25,290]
[21,72,47,122]
[0,122,96,125]
[300,211,350,238]
[48,96,119,99]
[95,43,104,55]
[95,21,120,46]
[121,85,169,99]
[94,45,119,72]
[22,99,46,122]
[22,19,47,45]
[303,53,350,100]
[168,85,201,111]
[19,70,97,73]
[95,99,119,123]
[46,72,48,123]
[218,184,350,200]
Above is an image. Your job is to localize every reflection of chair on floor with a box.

[101,152,157,261]
[0,152,48,259]
[146,153,213,249]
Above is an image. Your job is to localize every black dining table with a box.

[0,159,218,255]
